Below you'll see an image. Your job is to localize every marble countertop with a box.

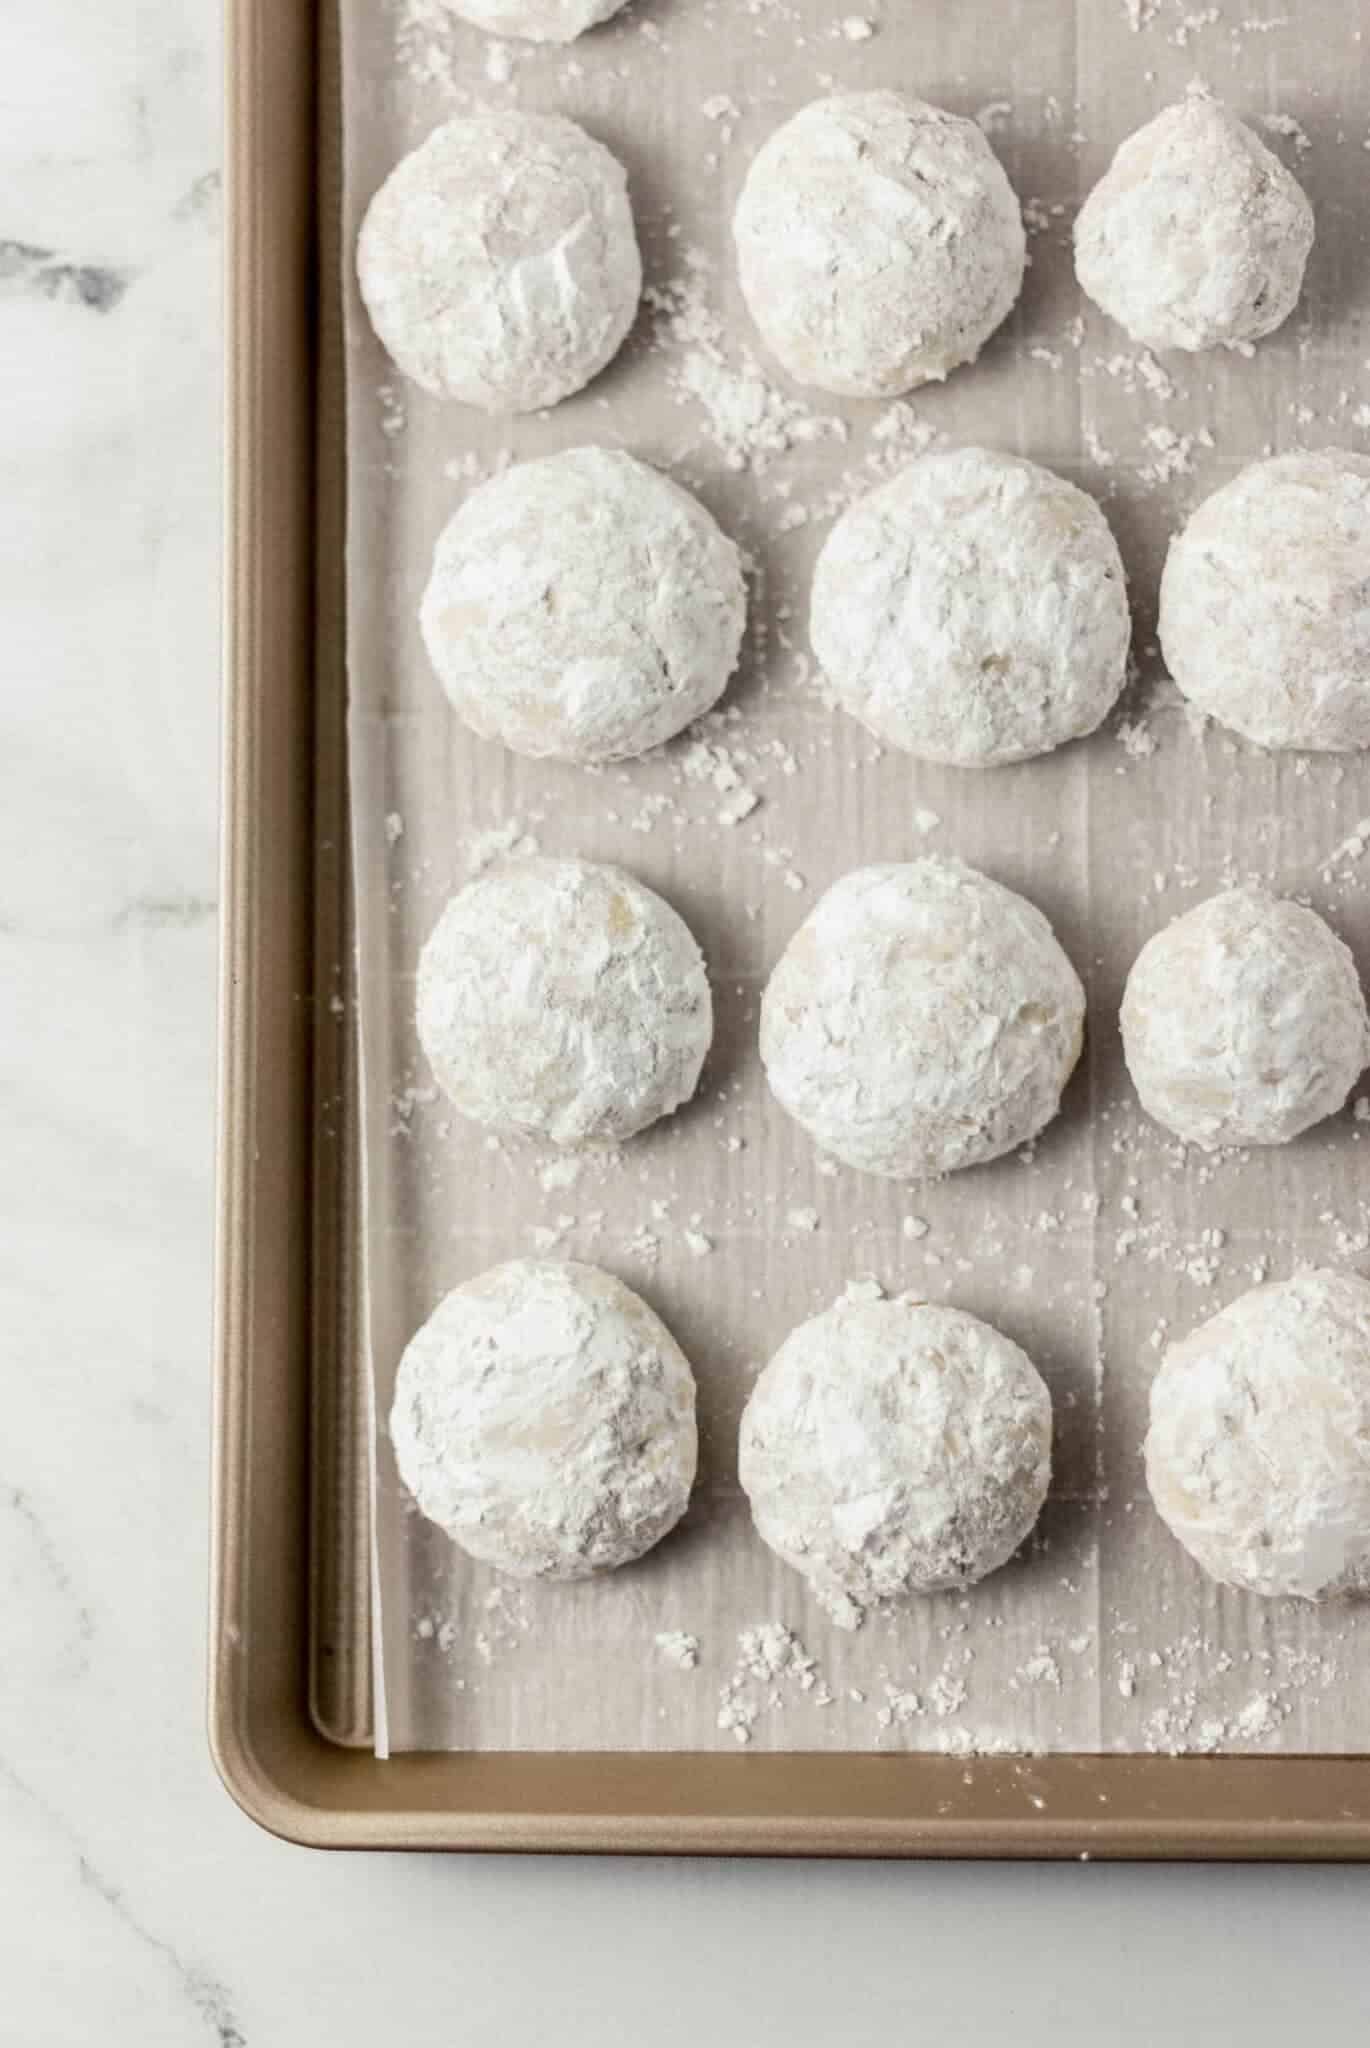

[2,3,1368,2041]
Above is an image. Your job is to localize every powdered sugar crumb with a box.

[648,258,848,474]
[655,1630,701,1670]
[464,818,540,874]
[717,1623,827,1744]
[1261,110,1312,154]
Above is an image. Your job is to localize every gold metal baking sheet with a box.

[212,0,1370,1852]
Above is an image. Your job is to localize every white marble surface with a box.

[2,3,1369,2041]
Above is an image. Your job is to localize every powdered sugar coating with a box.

[421,448,746,763]
[1075,91,1313,353]
[417,857,713,1147]
[1121,887,1370,1150]
[732,92,1026,398]
[1146,1270,1370,1600]
[391,1259,697,1579]
[739,1295,1052,1626]
[440,0,627,40]
[811,447,1130,766]
[1159,450,1370,752]
[760,859,1086,1180]
[356,113,641,411]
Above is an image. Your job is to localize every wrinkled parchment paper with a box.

[343,0,1370,1755]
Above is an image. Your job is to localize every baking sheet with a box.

[343,0,1370,1757]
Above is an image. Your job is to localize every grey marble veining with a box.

[2,4,1370,2042]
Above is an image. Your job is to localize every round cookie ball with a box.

[810,447,1130,767]
[1145,1270,1370,1600]
[417,858,713,1147]
[1121,886,1370,1150]
[1074,90,1313,353]
[732,92,1026,398]
[739,1295,1052,1626]
[760,859,1086,1180]
[356,113,641,411]
[440,0,628,40]
[421,448,746,763]
[391,1259,698,1579]
[1159,450,1370,752]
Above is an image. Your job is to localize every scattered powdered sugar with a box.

[717,787,760,825]
[395,0,465,93]
[1261,110,1312,154]
[1133,1627,1341,1754]
[474,1583,529,1667]
[414,1612,461,1660]
[655,1629,701,1670]
[1093,348,1178,401]
[537,1155,585,1194]
[866,398,941,467]
[1138,423,1215,486]
[648,258,848,474]
[1122,1,1296,48]
[464,817,540,874]
[624,1223,662,1264]
[1171,6,1221,43]
[377,381,407,440]
[1013,1646,1064,1691]
[717,1623,830,1743]
[1115,716,1159,760]
[679,735,755,800]
[927,1671,969,1717]
[1320,817,1370,885]
[389,1081,440,1140]
[526,1214,574,1251]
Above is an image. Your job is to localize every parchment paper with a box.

[343,0,1370,1755]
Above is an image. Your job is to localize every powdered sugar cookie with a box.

[1121,886,1370,1149]
[760,859,1085,1180]
[392,1259,697,1579]
[1159,450,1370,751]
[440,0,628,40]
[421,448,746,763]
[417,858,713,1148]
[1146,1270,1370,1600]
[733,92,1025,397]
[357,113,640,411]
[1075,89,1313,354]
[811,447,1129,766]
[740,1294,1052,1625]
